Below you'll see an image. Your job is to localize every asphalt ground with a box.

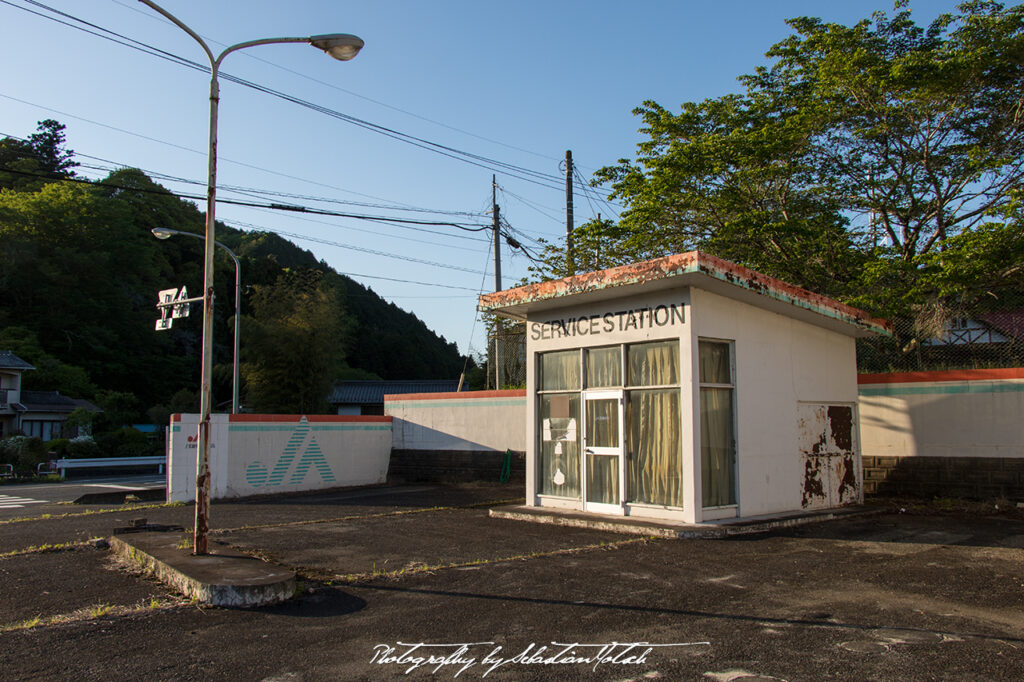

[0,483,1022,681]
[0,475,165,518]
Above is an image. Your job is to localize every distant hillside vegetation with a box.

[0,121,469,419]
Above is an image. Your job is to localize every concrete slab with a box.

[489,504,882,538]
[109,531,295,608]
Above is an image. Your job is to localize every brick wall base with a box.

[388,449,526,484]
[863,455,1024,500]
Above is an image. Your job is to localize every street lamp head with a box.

[151,227,177,240]
[309,33,364,61]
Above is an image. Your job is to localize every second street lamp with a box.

[151,227,241,417]
[139,0,363,555]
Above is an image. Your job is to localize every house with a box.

[0,350,99,441]
[328,380,463,416]
[478,251,891,524]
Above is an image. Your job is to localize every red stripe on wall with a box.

[173,414,391,423]
[227,414,392,423]
[858,368,1024,384]
[384,389,527,401]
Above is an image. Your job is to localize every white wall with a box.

[167,414,392,502]
[859,370,1024,459]
[690,288,860,518]
[386,390,526,452]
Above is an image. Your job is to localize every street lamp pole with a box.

[139,0,362,555]
[151,228,241,416]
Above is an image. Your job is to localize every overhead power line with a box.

[1,129,489,233]
[3,0,614,197]
[0,165,490,232]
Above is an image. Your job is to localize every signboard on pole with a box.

[155,286,201,331]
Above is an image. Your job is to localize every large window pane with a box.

[538,393,580,498]
[627,340,679,386]
[699,341,731,384]
[585,347,621,388]
[701,387,735,506]
[585,398,619,448]
[627,389,681,507]
[539,350,579,391]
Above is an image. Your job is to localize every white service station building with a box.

[479,251,890,524]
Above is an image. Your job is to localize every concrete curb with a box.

[109,531,295,608]
[489,504,883,538]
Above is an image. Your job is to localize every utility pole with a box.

[565,150,574,276]
[492,175,502,390]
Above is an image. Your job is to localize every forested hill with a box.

[0,121,468,420]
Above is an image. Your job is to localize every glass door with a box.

[583,390,624,514]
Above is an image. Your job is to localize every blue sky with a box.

[0,0,963,360]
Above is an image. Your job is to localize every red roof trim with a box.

[385,389,527,401]
[228,414,392,423]
[169,414,391,423]
[858,368,1024,384]
[479,250,890,335]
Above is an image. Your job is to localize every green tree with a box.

[0,119,78,191]
[0,327,97,398]
[588,1,1024,311]
[242,269,350,414]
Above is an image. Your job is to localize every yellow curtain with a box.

[699,342,730,384]
[628,340,678,386]
[586,347,621,387]
[627,389,681,506]
[700,387,735,506]
[540,350,579,391]
[586,454,618,504]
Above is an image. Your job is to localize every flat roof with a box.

[478,251,891,338]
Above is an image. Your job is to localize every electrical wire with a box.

[2,130,490,236]
[107,0,565,167]
[0,164,490,231]
[4,0,606,195]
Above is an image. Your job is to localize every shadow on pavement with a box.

[355,582,1024,645]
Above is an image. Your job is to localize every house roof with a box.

[329,380,462,405]
[478,251,891,339]
[19,390,78,413]
[0,350,34,371]
[978,309,1024,340]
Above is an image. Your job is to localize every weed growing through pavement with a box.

[211,498,525,535]
[0,541,92,560]
[0,597,187,633]
[0,501,187,526]
[331,536,658,584]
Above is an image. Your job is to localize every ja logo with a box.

[245,417,337,488]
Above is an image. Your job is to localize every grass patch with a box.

[0,501,186,526]
[0,541,93,560]
[213,497,525,535]
[331,536,657,584]
[0,596,185,633]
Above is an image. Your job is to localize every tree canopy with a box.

[562,1,1024,322]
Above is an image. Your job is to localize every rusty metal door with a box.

[797,403,861,509]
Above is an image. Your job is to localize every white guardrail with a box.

[53,456,165,479]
